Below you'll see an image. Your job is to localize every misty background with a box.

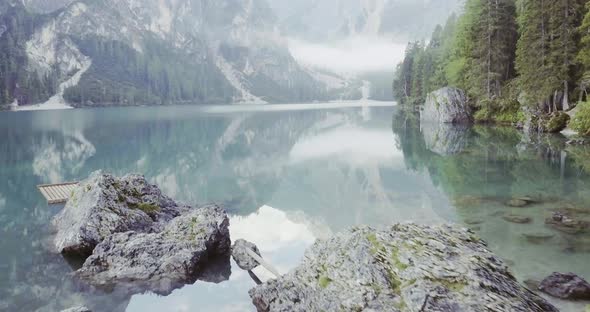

[2,0,462,109]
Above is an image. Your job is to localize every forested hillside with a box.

[393,0,590,135]
[0,0,337,110]
[0,3,57,107]
[63,37,235,106]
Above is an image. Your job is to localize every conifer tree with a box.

[577,1,590,99]
[450,0,517,109]
[548,0,585,110]
[516,0,584,111]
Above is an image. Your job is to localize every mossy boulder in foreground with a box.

[52,171,192,257]
[249,224,557,312]
[52,171,231,295]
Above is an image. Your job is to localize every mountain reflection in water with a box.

[0,104,588,311]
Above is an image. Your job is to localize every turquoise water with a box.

[0,104,589,311]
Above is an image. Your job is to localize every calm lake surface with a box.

[0,103,589,311]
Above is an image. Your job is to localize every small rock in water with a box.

[539,272,590,300]
[522,232,555,244]
[503,214,532,224]
[506,198,529,208]
[545,211,590,234]
[232,239,261,271]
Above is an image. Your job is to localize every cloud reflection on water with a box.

[127,205,319,312]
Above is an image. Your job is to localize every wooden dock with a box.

[37,182,79,204]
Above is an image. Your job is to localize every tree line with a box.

[393,0,590,127]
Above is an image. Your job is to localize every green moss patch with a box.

[132,202,160,214]
[318,276,333,288]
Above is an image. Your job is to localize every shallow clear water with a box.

[0,103,589,311]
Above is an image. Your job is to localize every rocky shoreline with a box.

[56,172,589,311]
[420,87,588,143]
[52,172,231,296]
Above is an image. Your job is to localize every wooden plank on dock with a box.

[37,182,79,204]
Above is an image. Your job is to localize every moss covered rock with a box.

[249,224,557,312]
[545,112,571,133]
[52,171,189,257]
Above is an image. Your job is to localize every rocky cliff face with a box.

[3,0,330,107]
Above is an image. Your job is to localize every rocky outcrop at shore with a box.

[52,171,192,257]
[52,171,231,295]
[75,205,230,294]
[421,87,472,125]
[249,224,557,312]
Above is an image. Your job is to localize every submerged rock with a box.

[75,205,230,294]
[421,87,472,124]
[546,211,590,234]
[52,171,190,257]
[232,239,261,271]
[249,224,557,312]
[539,272,590,300]
[522,232,555,244]
[506,198,529,208]
[503,214,533,224]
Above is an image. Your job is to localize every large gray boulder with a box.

[75,205,230,294]
[421,87,472,124]
[249,224,557,312]
[52,171,190,257]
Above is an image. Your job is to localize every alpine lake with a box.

[0,102,589,311]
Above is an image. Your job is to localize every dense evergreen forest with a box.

[64,37,236,107]
[0,4,57,108]
[393,0,590,135]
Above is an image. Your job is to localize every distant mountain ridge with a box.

[0,0,459,109]
[1,0,342,109]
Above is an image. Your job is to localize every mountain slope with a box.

[1,0,330,109]
[268,0,462,42]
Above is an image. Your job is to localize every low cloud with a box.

[289,36,407,73]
